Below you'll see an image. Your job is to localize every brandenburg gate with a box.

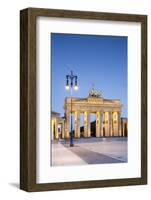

[64,87,122,138]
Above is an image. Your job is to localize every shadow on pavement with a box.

[66,145,125,164]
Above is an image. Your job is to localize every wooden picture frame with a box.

[20,7,147,192]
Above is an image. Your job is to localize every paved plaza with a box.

[51,137,127,166]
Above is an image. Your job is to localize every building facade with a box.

[51,89,128,140]
[64,97,123,138]
[51,111,65,140]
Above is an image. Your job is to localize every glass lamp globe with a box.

[74,85,78,90]
[65,85,70,90]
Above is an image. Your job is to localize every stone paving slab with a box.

[52,137,127,166]
[67,145,124,164]
[52,143,86,166]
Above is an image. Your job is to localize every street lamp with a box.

[65,70,78,147]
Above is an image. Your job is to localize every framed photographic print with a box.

[20,8,147,191]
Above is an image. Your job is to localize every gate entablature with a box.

[64,97,121,112]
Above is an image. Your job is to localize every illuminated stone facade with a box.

[51,96,128,140]
[64,96,123,138]
[51,111,65,140]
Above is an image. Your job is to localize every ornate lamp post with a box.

[65,71,78,147]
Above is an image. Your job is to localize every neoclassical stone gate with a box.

[64,95,122,138]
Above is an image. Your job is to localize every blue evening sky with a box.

[51,33,127,118]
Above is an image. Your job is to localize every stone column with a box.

[109,111,113,137]
[96,111,101,137]
[126,121,128,137]
[122,121,125,136]
[121,119,123,136]
[100,112,104,137]
[118,111,122,136]
[113,111,117,136]
[74,111,80,138]
[51,119,54,140]
[84,111,90,137]
[113,111,119,137]
[61,122,65,139]
[55,119,59,139]
[105,112,110,137]
[65,111,70,138]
